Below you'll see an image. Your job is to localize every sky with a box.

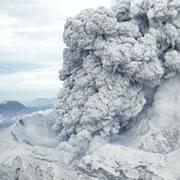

[0,0,111,104]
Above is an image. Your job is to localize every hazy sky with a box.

[0,0,111,103]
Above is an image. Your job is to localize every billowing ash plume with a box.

[54,0,180,156]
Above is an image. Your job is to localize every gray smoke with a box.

[54,0,180,157]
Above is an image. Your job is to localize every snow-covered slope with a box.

[78,144,180,179]
[0,110,77,180]
[1,138,180,180]
[2,110,58,147]
[0,138,78,180]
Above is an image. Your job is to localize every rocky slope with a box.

[0,138,180,180]
[78,145,180,179]
[0,138,77,180]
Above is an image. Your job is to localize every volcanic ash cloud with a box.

[54,0,180,156]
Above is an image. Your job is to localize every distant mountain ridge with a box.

[29,98,56,108]
[0,98,56,119]
[0,101,27,118]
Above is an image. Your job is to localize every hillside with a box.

[0,101,27,118]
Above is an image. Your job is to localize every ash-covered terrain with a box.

[1,0,180,179]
